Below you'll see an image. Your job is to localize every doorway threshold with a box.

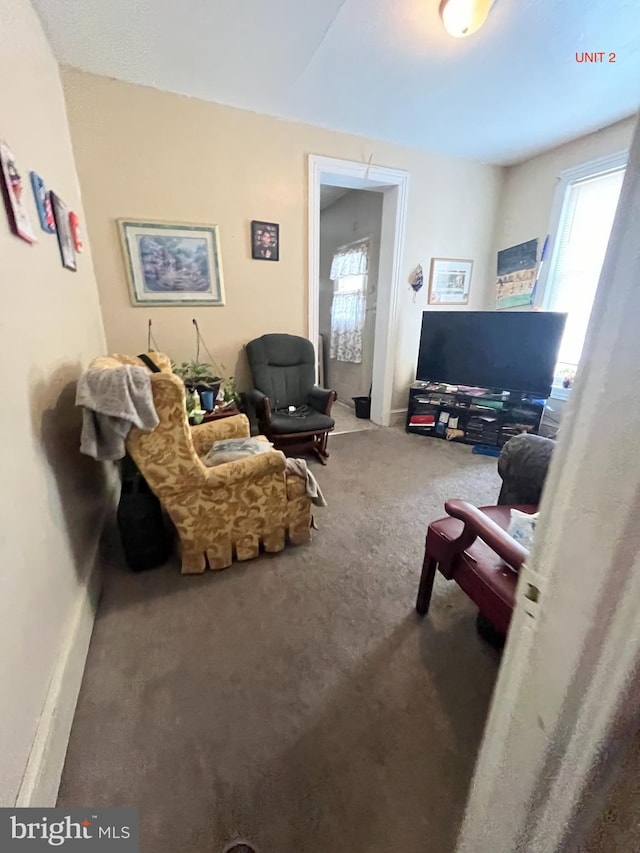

[332,401,379,436]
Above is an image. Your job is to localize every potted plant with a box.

[171,318,224,401]
[173,360,222,398]
[219,375,239,407]
[170,318,245,413]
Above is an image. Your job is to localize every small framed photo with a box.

[0,141,36,243]
[251,220,279,261]
[30,172,56,233]
[50,191,77,271]
[428,258,473,305]
[118,219,225,306]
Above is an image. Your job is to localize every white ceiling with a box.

[33,0,640,165]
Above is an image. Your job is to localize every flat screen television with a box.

[416,311,567,398]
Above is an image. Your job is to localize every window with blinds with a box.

[543,166,625,387]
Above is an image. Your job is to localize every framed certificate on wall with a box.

[427,257,473,305]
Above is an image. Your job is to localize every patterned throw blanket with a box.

[76,365,159,461]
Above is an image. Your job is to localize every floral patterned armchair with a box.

[91,353,312,574]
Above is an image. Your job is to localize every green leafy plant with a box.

[170,318,241,409]
[170,318,225,394]
[173,360,222,391]
[220,375,239,405]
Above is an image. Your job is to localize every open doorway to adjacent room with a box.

[318,186,382,435]
[308,155,409,430]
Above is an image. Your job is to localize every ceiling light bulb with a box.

[439,0,496,38]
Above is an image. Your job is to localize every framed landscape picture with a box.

[427,257,473,305]
[118,220,225,306]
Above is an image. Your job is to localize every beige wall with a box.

[319,189,383,404]
[61,69,502,410]
[0,0,112,806]
[491,116,636,305]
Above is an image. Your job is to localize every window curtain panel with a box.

[329,243,369,364]
[330,241,369,280]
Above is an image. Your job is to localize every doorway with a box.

[318,187,382,434]
[308,156,410,427]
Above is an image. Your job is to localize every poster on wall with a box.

[0,141,37,243]
[495,238,538,309]
[30,171,56,233]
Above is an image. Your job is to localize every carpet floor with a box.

[58,428,503,853]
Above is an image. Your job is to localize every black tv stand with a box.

[405,381,546,448]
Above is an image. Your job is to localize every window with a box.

[329,241,369,363]
[334,273,367,294]
[541,154,626,396]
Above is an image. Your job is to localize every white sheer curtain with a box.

[329,241,369,363]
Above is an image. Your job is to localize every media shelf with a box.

[406,381,546,448]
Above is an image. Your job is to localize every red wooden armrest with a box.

[444,499,529,571]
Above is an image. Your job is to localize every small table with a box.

[190,407,240,425]
[203,406,240,422]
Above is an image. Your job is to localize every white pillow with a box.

[507,508,539,551]
[203,437,273,467]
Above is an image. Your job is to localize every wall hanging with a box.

[495,239,538,309]
[409,264,424,302]
[118,219,225,306]
[0,141,36,243]
[428,258,473,305]
[69,210,84,252]
[251,220,279,261]
[30,172,56,233]
[50,191,76,271]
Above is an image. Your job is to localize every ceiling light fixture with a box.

[439,0,497,38]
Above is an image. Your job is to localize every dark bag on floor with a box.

[117,475,172,571]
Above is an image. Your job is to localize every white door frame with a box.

[308,155,409,426]
[457,120,640,850]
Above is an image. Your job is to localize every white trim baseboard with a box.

[389,407,407,426]
[14,496,116,807]
[15,558,102,807]
[15,567,101,806]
